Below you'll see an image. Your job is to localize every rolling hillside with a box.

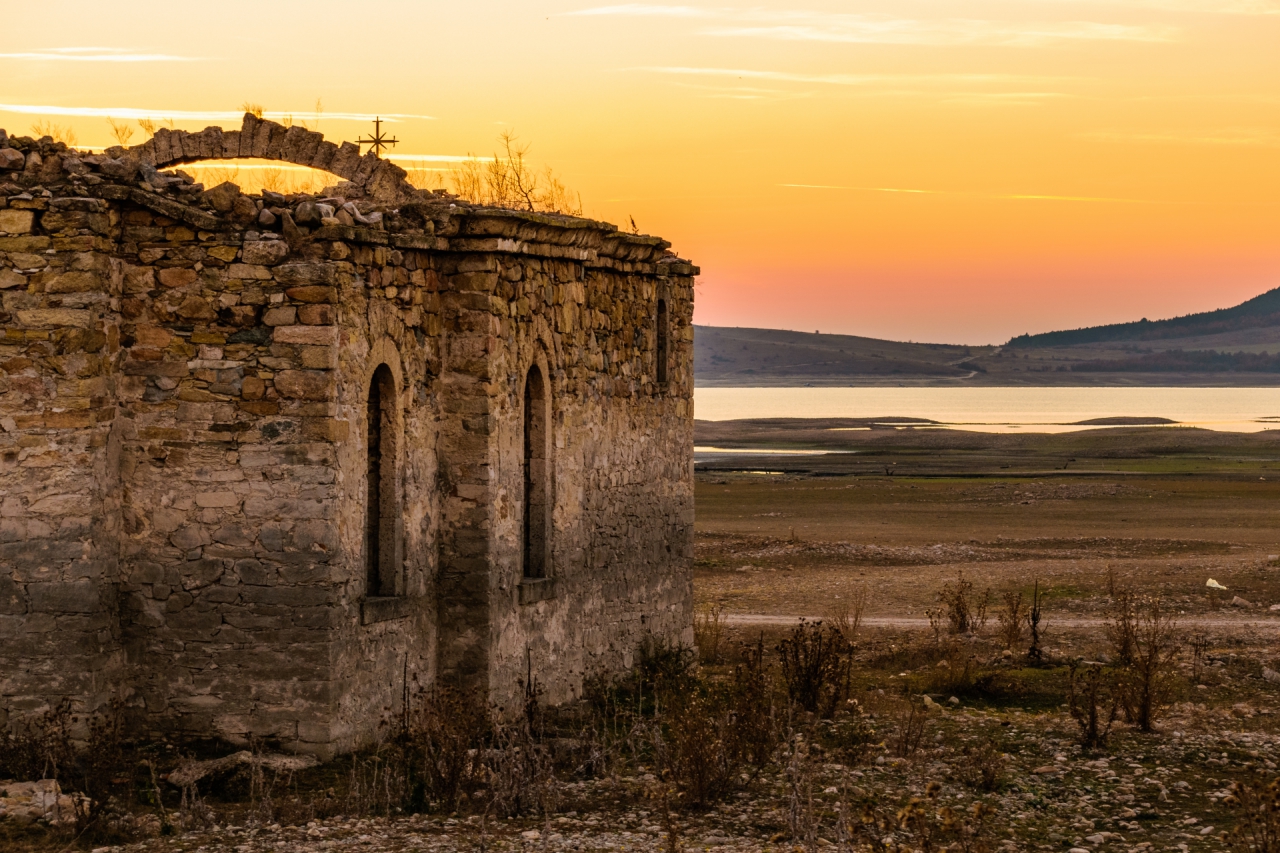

[697,285,1280,386]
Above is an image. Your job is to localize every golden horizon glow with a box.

[6,0,1280,343]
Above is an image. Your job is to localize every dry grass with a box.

[29,121,77,147]
[407,131,582,215]
[693,603,726,664]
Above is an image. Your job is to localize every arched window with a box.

[522,364,549,580]
[366,364,397,596]
[656,298,670,386]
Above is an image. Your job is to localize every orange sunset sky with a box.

[5,0,1280,343]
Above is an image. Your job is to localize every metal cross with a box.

[357,117,398,157]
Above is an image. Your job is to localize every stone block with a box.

[273,325,337,346]
[0,577,25,615]
[274,369,333,400]
[262,306,297,326]
[15,309,92,328]
[241,240,291,266]
[0,209,35,235]
[195,492,240,508]
[297,304,334,325]
[158,268,199,289]
[27,582,100,614]
[42,271,102,294]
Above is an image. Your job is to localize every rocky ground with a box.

[72,692,1277,853]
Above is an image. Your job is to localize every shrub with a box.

[957,738,1006,792]
[828,583,869,641]
[1107,586,1138,667]
[846,784,996,852]
[0,699,76,783]
[731,636,782,772]
[889,697,931,759]
[1115,596,1180,732]
[935,572,989,635]
[1067,663,1120,751]
[693,603,726,664]
[401,687,487,813]
[638,636,698,695]
[996,591,1026,651]
[1224,771,1280,853]
[1027,580,1046,662]
[777,620,854,719]
[651,688,747,808]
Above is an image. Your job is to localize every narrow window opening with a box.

[656,298,670,386]
[366,364,396,596]
[523,364,549,580]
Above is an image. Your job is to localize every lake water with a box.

[694,386,1280,433]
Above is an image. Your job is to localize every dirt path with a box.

[725,613,1280,632]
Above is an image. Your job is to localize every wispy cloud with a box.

[635,67,1073,87]
[1035,0,1280,15]
[635,67,1077,104]
[1084,128,1280,146]
[567,4,713,17]
[0,47,196,62]
[0,103,433,122]
[571,6,1178,45]
[386,154,472,162]
[781,183,1156,203]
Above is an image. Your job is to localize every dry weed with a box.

[936,572,989,635]
[443,131,582,215]
[777,619,854,719]
[1067,662,1120,751]
[828,583,869,641]
[693,603,726,664]
[1119,595,1180,732]
[1224,772,1280,853]
[995,590,1026,651]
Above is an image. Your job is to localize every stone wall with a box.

[0,116,695,754]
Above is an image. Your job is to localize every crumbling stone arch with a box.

[118,112,420,203]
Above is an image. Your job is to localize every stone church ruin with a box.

[0,115,696,756]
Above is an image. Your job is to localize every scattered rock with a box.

[1230,596,1254,608]
[0,778,88,826]
[202,181,241,213]
[1263,667,1280,684]
[167,751,319,787]
[0,148,25,170]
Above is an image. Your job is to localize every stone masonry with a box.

[0,115,696,756]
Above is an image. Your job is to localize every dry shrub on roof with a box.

[437,131,583,216]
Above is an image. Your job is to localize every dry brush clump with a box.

[929,572,989,637]
[693,602,727,664]
[995,590,1026,651]
[842,782,996,853]
[1067,662,1120,751]
[1224,771,1280,853]
[828,583,870,642]
[956,737,1006,793]
[410,131,583,216]
[1110,593,1181,732]
[777,619,855,718]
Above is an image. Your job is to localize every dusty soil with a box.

[693,422,1280,623]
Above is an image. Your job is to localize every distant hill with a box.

[694,326,988,386]
[696,285,1280,386]
[1007,286,1280,348]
